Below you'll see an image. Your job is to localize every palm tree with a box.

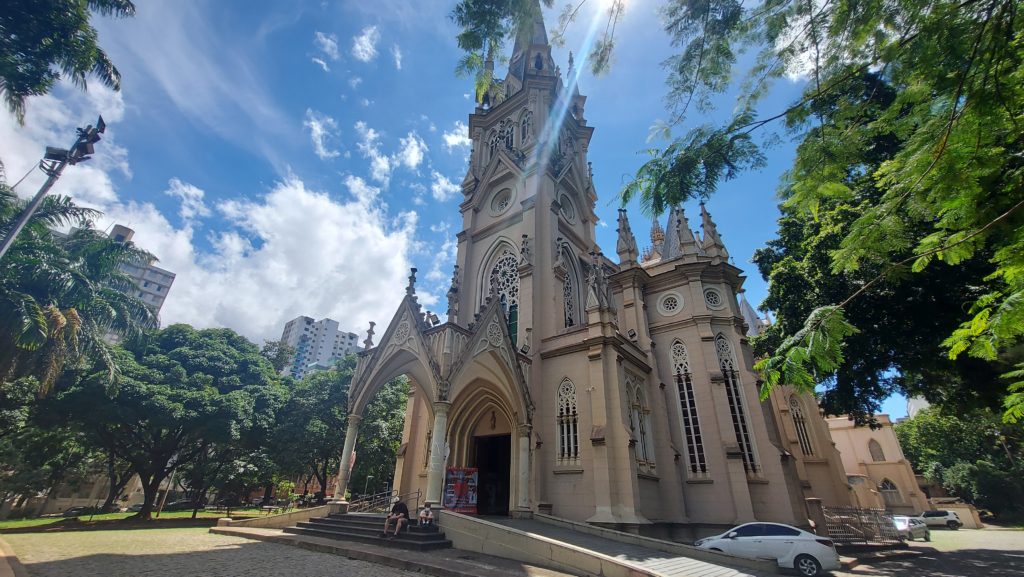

[0,182,154,395]
[0,0,136,123]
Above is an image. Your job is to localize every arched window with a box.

[489,247,520,345]
[487,130,500,162]
[869,439,886,462]
[499,118,515,150]
[557,379,579,464]
[879,478,901,506]
[520,110,533,143]
[626,372,654,473]
[716,334,758,474]
[672,340,707,476]
[789,396,814,456]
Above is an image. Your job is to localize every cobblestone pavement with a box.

[832,528,1024,577]
[3,527,422,577]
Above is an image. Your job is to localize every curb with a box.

[0,536,29,577]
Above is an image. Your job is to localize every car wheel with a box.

[947,521,961,530]
[794,554,822,577]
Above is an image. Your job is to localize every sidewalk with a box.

[0,537,28,577]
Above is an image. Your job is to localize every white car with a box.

[893,515,930,541]
[916,510,962,529]
[695,522,841,577]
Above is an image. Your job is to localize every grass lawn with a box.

[0,508,263,532]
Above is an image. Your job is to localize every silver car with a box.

[893,515,930,541]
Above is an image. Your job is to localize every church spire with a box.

[507,0,554,85]
[616,209,638,267]
[700,202,729,260]
[662,205,699,260]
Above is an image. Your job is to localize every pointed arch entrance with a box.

[336,270,534,517]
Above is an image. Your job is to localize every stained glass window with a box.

[673,341,707,476]
[716,334,758,474]
[557,379,579,464]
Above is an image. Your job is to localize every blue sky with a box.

[0,1,907,417]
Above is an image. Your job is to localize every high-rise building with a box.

[107,225,176,318]
[279,315,360,380]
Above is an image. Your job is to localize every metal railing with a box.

[822,506,902,545]
[348,489,422,514]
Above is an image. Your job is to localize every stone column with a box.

[425,401,451,505]
[335,414,362,501]
[514,424,532,515]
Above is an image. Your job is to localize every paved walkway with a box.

[1,527,421,577]
[488,517,773,577]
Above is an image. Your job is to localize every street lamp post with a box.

[0,116,106,262]
[363,475,374,497]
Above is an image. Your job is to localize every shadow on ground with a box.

[842,547,1024,577]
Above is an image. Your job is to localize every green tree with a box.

[895,407,1023,513]
[349,376,410,499]
[0,0,135,122]
[54,324,284,520]
[0,188,155,395]
[260,339,295,374]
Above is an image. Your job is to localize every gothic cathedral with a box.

[335,6,841,534]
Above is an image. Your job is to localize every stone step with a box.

[297,519,445,541]
[320,514,441,533]
[283,525,452,551]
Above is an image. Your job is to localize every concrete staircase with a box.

[283,512,452,551]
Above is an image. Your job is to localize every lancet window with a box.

[880,478,901,506]
[499,118,515,150]
[490,247,520,345]
[520,111,533,144]
[626,372,655,474]
[556,379,580,464]
[672,341,707,476]
[869,439,886,462]
[789,396,815,456]
[716,334,758,474]
[487,129,500,162]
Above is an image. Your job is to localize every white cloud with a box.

[396,132,428,170]
[354,121,393,184]
[352,26,380,62]
[165,178,210,221]
[303,109,341,160]
[442,121,472,152]
[392,44,403,70]
[314,31,340,61]
[348,76,363,89]
[360,98,373,107]
[430,171,460,202]
[311,57,330,72]
[2,86,417,343]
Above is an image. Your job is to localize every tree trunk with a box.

[100,454,133,512]
[260,483,273,506]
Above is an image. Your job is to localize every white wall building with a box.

[280,316,360,379]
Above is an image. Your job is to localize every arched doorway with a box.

[446,383,517,516]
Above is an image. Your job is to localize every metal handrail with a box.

[348,489,422,514]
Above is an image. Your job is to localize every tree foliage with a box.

[0,0,135,122]
[53,324,284,519]
[895,407,1023,514]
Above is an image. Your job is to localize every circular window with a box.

[704,288,725,310]
[657,292,684,317]
[490,188,514,216]
[559,194,576,223]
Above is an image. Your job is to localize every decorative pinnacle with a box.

[363,321,376,350]
[406,267,418,297]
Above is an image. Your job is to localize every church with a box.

[334,6,849,535]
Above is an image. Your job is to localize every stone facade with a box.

[336,4,839,534]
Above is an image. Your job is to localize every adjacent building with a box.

[826,414,929,515]
[280,316,360,379]
[108,225,176,318]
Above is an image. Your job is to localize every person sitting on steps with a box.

[382,497,409,538]
[418,503,435,526]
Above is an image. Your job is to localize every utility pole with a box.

[0,116,106,262]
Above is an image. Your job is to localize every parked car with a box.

[162,500,198,511]
[695,522,841,576]
[61,506,95,517]
[917,510,962,529]
[125,503,144,512]
[893,516,930,541]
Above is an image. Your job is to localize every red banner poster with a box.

[443,467,478,514]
